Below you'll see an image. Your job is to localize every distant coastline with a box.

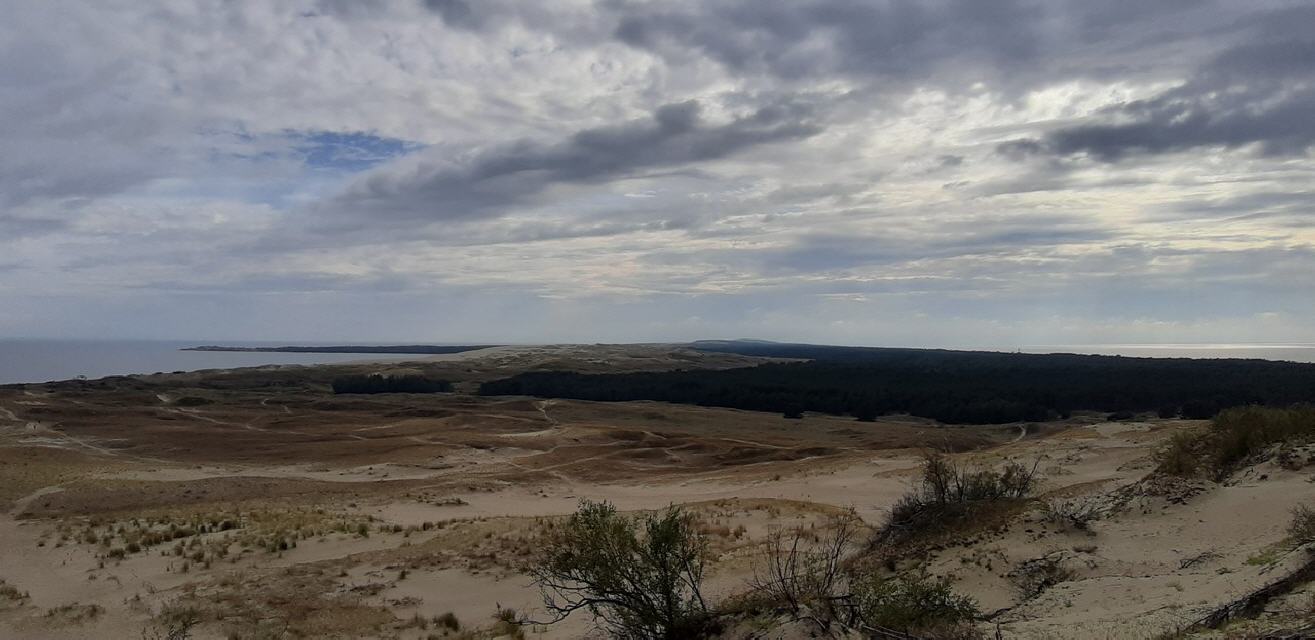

[4,339,1314,387]
[183,345,499,355]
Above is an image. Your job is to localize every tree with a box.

[531,501,711,639]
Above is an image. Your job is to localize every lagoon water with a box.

[0,339,417,385]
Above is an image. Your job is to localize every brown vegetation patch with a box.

[17,476,427,518]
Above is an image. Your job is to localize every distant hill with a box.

[689,340,1067,361]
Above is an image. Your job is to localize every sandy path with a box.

[9,486,65,517]
[535,400,559,426]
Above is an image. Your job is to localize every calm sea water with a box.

[1015,343,1315,363]
[0,339,418,385]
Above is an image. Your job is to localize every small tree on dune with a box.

[530,500,711,640]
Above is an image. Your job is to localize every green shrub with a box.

[1155,430,1201,476]
[852,570,978,635]
[1212,405,1315,470]
[1157,405,1315,479]
[881,452,1037,543]
[531,500,711,639]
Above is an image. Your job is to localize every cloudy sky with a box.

[3,1,1314,346]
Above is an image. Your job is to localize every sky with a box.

[2,0,1314,347]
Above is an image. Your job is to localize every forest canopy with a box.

[331,374,451,395]
[478,343,1315,424]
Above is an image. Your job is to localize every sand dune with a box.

[1,345,1310,638]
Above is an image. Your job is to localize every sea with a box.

[1014,343,1315,363]
[1,339,1313,386]
[0,339,420,385]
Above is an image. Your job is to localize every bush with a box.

[433,612,460,631]
[749,512,859,627]
[1157,405,1315,479]
[531,500,711,639]
[852,570,978,636]
[880,452,1038,544]
[1290,505,1315,545]
[1155,430,1202,477]
[1040,498,1100,531]
[1211,405,1315,471]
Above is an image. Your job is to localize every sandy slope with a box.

[0,414,1221,639]
[2,345,1311,638]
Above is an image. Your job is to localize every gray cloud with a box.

[2,1,1314,345]
[612,0,1040,84]
[320,99,821,222]
[422,0,481,29]
[641,214,1116,281]
[1003,7,1315,161]
[605,0,1244,96]
[756,222,1115,275]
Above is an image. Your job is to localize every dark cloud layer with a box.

[605,0,1241,94]
[612,0,1041,83]
[325,100,820,221]
[1005,7,1315,161]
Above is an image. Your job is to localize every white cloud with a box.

[1,0,1313,343]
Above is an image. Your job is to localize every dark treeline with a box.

[331,374,451,395]
[479,344,1315,424]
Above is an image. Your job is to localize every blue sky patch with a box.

[291,131,423,172]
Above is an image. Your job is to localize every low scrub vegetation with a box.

[331,374,451,395]
[747,512,859,628]
[878,452,1038,545]
[1290,505,1315,545]
[852,570,980,638]
[530,500,712,639]
[1008,553,1075,601]
[54,508,381,567]
[1157,405,1315,479]
[0,579,29,606]
[1041,497,1101,531]
[141,602,201,640]
[534,499,986,638]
